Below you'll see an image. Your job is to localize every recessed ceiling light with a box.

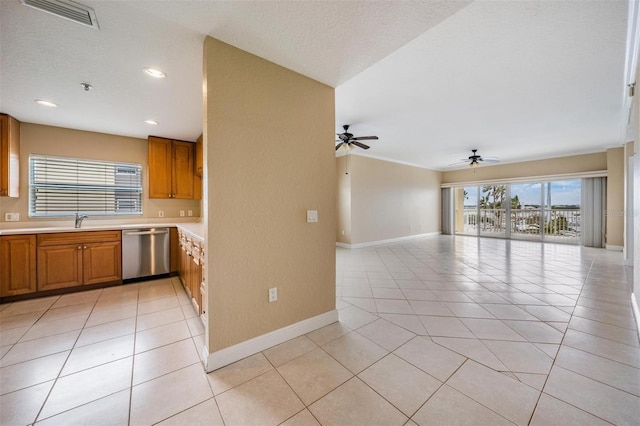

[144,120,159,126]
[35,99,58,107]
[143,68,166,78]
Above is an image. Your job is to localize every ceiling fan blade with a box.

[352,141,370,150]
[352,136,378,141]
[335,142,344,151]
[480,158,500,164]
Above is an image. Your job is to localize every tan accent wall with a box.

[347,155,442,245]
[442,152,608,184]
[336,156,351,244]
[606,147,624,247]
[0,123,200,224]
[203,37,336,352]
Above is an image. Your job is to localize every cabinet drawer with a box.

[37,230,121,246]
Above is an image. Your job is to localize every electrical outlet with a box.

[158,210,164,218]
[306,210,318,223]
[269,287,278,302]
[4,212,19,222]
[188,210,193,217]
[180,210,185,217]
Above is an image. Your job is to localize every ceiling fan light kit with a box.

[454,149,500,168]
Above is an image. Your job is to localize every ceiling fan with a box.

[335,125,378,151]
[459,149,500,167]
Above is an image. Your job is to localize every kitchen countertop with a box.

[0,221,205,241]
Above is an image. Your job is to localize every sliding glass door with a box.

[455,186,478,236]
[544,180,581,244]
[511,183,542,241]
[479,185,507,238]
[453,180,581,244]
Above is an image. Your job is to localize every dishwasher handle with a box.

[123,230,170,236]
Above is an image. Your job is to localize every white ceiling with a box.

[0,0,632,170]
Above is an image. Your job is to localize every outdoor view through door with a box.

[454,180,582,244]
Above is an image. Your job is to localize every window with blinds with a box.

[29,155,143,217]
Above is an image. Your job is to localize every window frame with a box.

[29,154,143,218]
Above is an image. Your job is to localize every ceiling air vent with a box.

[21,0,99,30]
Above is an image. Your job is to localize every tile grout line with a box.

[30,289,103,425]
[523,250,598,425]
[127,284,141,426]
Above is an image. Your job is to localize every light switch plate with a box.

[306,210,318,223]
[269,287,278,302]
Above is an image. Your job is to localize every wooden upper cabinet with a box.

[0,235,37,297]
[148,136,197,199]
[172,140,195,199]
[0,113,20,198]
[148,136,173,198]
[194,135,203,200]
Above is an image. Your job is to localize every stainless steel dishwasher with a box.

[122,228,170,280]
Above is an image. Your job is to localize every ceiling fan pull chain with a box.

[345,151,349,175]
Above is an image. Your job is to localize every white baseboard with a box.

[632,293,640,342]
[336,232,441,249]
[204,309,339,372]
[606,244,624,251]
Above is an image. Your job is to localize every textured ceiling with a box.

[336,0,630,169]
[0,0,632,170]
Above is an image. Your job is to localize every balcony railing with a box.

[460,208,581,243]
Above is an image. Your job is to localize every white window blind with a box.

[29,155,143,217]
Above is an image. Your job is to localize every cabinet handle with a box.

[78,246,82,250]
[83,246,87,250]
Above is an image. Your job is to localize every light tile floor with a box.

[1,236,639,425]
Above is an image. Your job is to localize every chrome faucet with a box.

[74,213,89,228]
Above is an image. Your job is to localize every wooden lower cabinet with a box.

[83,241,122,285]
[37,244,83,291]
[0,235,37,297]
[37,231,122,291]
[177,230,203,316]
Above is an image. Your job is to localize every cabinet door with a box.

[37,244,83,291]
[83,241,122,285]
[172,140,195,199]
[193,135,203,200]
[148,136,173,198]
[0,235,36,297]
[191,257,202,315]
[0,114,20,198]
[181,249,192,297]
[0,115,5,196]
